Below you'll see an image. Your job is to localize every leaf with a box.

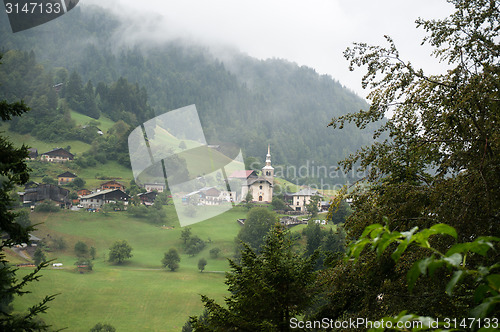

[408,262,421,293]
[470,295,500,319]
[443,253,462,268]
[486,274,500,292]
[429,224,457,239]
[446,270,464,295]
[474,284,490,304]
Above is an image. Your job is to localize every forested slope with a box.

[0,5,379,186]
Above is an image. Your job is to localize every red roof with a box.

[229,170,257,179]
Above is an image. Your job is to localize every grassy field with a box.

[69,111,116,133]
[0,123,91,155]
[12,207,246,331]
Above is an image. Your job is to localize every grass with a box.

[0,123,91,155]
[69,111,116,133]
[11,207,246,331]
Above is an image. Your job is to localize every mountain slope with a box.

[0,5,379,186]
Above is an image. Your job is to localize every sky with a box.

[82,0,456,99]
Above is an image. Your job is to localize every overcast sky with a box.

[82,0,455,99]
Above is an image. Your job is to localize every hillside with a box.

[0,4,380,187]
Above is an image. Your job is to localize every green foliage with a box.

[348,221,500,330]
[270,197,288,211]
[306,195,321,218]
[14,209,31,229]
[197,258,207,272]
[236,207,277,253]
[317,0,500,325]
[209,247,221,259]
[162,248,180,272]
[180,227,192,245]
[51,236,67,250]
[89,322,116,332]
[190,224,318,331]
[108,240,133,264]
[41,176,57,185]
[34,201,60,213]
[185,235,206,257]
[89,246,97,260]
[74,241,89,258]
[71,177,86,189]
[328,200,352,224]
[33,248,46,266]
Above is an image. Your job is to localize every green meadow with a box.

[12,207,247,331]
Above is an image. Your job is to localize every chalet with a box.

[57,171,77,185]
[143,183,166,193]
[291,188,323,212]
[137,191,157,206]
[20,183,70,208]
[100,180,125,191]
[41,148,74,162]
[27,148,38,160]
[79,189,130,210]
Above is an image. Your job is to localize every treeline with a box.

[0,49,152,167]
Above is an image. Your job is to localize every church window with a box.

[259,185,263,190]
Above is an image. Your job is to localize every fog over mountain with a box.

[1,4,383,187]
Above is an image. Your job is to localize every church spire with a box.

[266,144,271,166]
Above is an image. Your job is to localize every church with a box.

[230,146,274,203]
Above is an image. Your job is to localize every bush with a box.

[209,247,221,259]
[34,201,60,212]
[185,235,205,256]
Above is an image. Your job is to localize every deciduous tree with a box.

[162,248,180,272]
[108,240,133,264]
[317,0,500,325]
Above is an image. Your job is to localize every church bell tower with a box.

[262,145,274,185]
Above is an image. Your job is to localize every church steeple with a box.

[265,145,271,166]
[262,145,274,184]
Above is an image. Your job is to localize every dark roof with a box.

[57,171,77,178]
[80,189,130,200]
[42,148,74,158]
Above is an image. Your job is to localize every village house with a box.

[182,187,235,206]
[79,189,130,210]
[27,148,38,160]
[291,188,323,212]
[100,180,125,191]
[137,191,157,206]
[57,171,77,185]
[143,182,166,193]
[19,183,70,208]
[41,148,74,162]
[230,146,274,203]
